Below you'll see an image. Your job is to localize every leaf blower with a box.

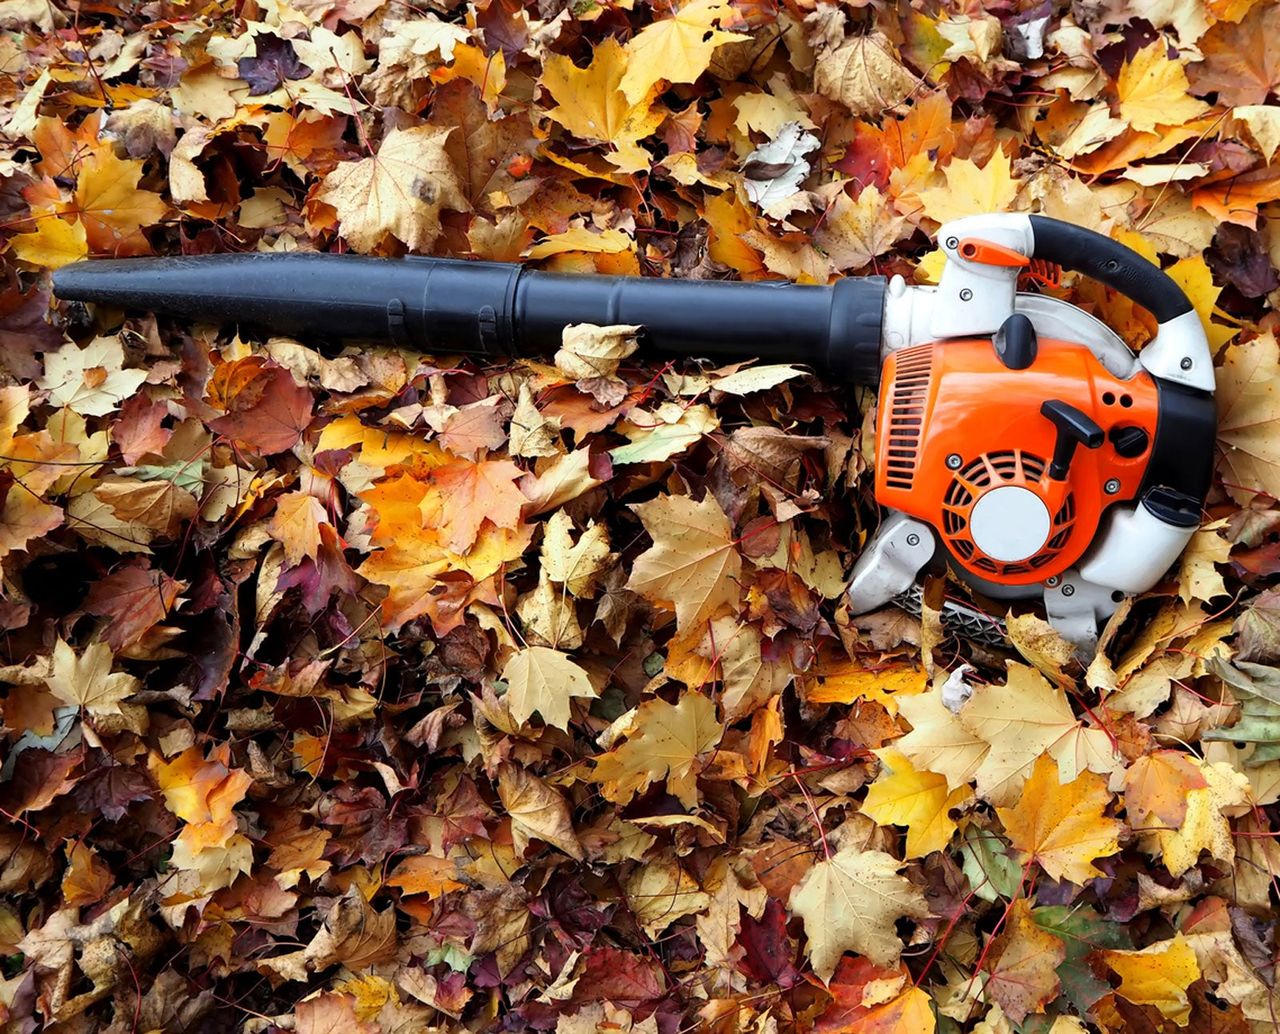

[52,214,1215,654]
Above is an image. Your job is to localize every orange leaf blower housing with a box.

[876,333,1160,587]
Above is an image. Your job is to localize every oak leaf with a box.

[501,645,597,730]
[317,125,468,253]
[996,754,1123,885]
[788,846,928,981]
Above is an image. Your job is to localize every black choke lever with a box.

[1041,400,1104,480]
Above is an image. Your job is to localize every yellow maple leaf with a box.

[618,0,748,104]
[11,215,87,269]
[1176,520,1231,604]
[919,150,1019,225]
[997,754,1123,885]
[317,125,468,253]
[814,185,908,273]
[788,846,928,981]
[627,493,742,635]
[592,691,723,809]
[540,38,666,173]
[1145,757,1250,876]
[1116,41,1210,134]
[896,688,989,791]
[961,663,1119,806]
[1099,935,1201,1023]
[44,638,139,718]
[501,645,598,731]
[37,336,147,418]
[1165,255,1239,352]
[1215,332,1280,504]
[862,747,972,858]
[149,744,253,832]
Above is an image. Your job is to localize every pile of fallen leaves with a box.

[3,0,1280,1030]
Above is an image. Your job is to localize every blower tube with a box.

[52,254,888,385]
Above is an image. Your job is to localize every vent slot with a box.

[883,345,934,491]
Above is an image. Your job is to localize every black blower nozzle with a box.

[52,253,887,384]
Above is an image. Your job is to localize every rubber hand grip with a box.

[1028,215,1193,324]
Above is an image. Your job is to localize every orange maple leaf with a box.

[424,457,527,552]
[70,141,167,256]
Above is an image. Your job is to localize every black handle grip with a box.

[1028,215,1193,324]
[1041,399,1104,480]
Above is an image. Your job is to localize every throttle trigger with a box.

[993,313,1037,370]
[957,237,1031,267]
[1041,400,1104,481]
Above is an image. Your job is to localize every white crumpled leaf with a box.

[742,121,819,216]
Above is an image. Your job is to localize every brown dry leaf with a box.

[497,762,584,860]
[814,33,918,117]
[1216,332,1280,504]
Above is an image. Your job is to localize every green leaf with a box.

[1032,904,1130,1015]
[959,825,1021,902]
[1205,658,1280,765]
